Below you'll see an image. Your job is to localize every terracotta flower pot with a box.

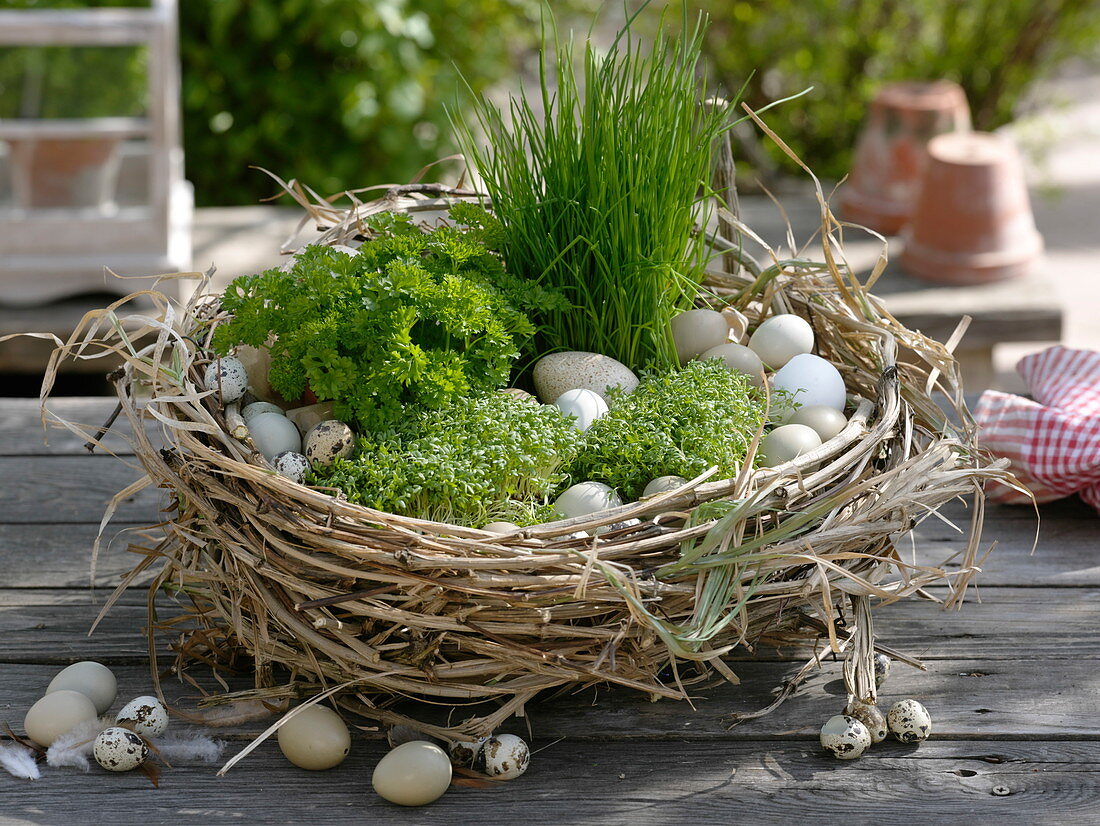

[901,132,1042,285]
[8,136,122,209]
[840,81,971,235]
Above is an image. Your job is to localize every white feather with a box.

[45,717,112,772]
[152,732,224,763]
[0,743,40,780]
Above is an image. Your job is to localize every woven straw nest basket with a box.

[46,177,1014,741]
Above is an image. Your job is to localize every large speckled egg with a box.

[94,727,149,772]
[277,705,351,770]
[671,309,729,364]
[820,714,871,760]
[554,388,608,431]
[698,342,765,386]
[203,356,249,403]
[533,352,639,403]
[24,690,98,747]
[748,314,814,369]
[47,660,117,714]
[887,699,932,743]
[304,420,355,468]
[116,695,170,738]
[248,412,302,461]
[555,481,623,519]
[372,741,452,807]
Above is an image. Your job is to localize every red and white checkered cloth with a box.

[974,346,1100,512]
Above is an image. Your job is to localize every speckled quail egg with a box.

[448,737,487,767]
[481,733,529,780]
[819,714,872,760]
[273,450,311,483]
[873,652,891,688]
[887,699,932,743]
[116,695,169,738]
[248,411,302,461]
[555,481,623,519]
[24,690,98,747]
[241,401,284,423]
[789,405,848,442]
[845,699,888,744]
[46,660,117,715]
[698,342,765,386]
[747,314,815,369]
[553,388,608,432]
[277,705,351,770]
[760,423,822,467]
[372,741,452,806]
[642,475,688,498]
[671,308,729,364]
[94,726,149,772]
[304,420,356,469]
[203,356,248,403]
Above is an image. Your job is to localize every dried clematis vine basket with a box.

[43,171,1015,740]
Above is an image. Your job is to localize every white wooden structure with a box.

[0,0,192,305]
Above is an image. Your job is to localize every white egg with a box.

[748,314,815,369]
[248,411,303,461]
[845,700,888,744]
[24,690,98,747]
[642,475,688,498]
[483,522,520,535]
[671,308,729,364]
[760,424,822,467]
[698,342,765,387]
[372,740,452,807]
[304,420,356,468]
[94,726,149,772]
[555,481,623,519]
[277,705,351,770]
[273,450,310,483]
[116,695,170,738]
[203,356,249,403]
[481,733,529,780]
[553,388,608,432]
[820,714,871,760]
[887,699,932,743]
[241,401,284,423]
[771,353,847,417]
[873,652,891,688]
[47,660,117,715]
[788,405,848,441]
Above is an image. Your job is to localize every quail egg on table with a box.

[698,342,765,386]
[304,420,355,468]
[273,450,311,483]
[873,652,891,688]
[277,705,351,770]
[203,356,249,404]
[555,481,623,519]
[116,695,170,738]
[448,737,487,767]
[760,424,822,467]
[24,690,98,747]
[553,388,608,432]
[671,308,729,364]
[845,699,888,744]
[887,699,932,743]
[94,726,149,772]
[788,405,848,442]
[372,740,452,806]
[248,411,302,461]
[747,314,814,369]
[819,714,872,760]
[481,733,530,780]
[46,660,117,714]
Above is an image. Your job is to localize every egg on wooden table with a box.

[481,733,530,780]
[553,388,608,432]
[372,741,452,807]
[116,695,170,738]
[277,705,351,770]
[24,690,98,747]
[47,660,117,714]
[94,727,149,772]
[248,412,302,461]
[819,714,871,760]
[747,314,815,369]
[671,308,729,364]
[760,424,822,467]
[770,353,847,421]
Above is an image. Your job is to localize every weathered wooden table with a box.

[2,397,1098,824]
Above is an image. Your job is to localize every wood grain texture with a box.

[0,524,155,588]
[0,397,147,456]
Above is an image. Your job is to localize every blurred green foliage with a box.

[699,0,1100,180]
[178,0,588,205]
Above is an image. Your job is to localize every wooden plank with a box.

[0,398,141,456]
[0,524,152,588]
[0,455,160,523]
[1,739,1098,825]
